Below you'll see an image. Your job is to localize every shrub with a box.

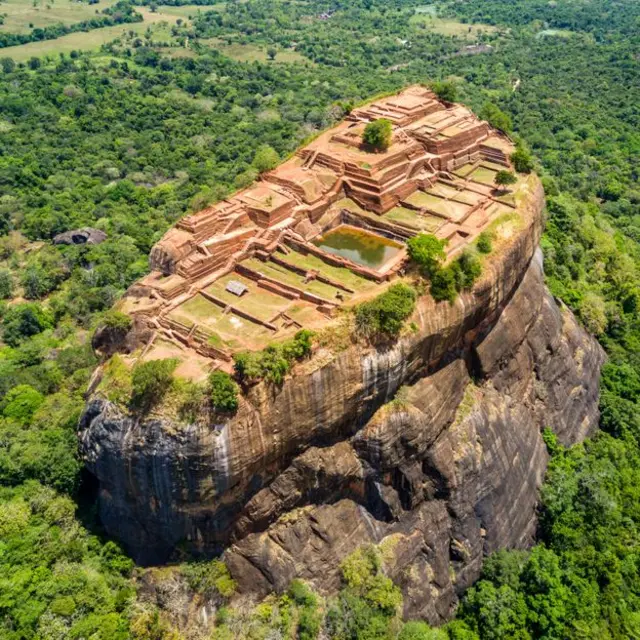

[399,621,449,640]
[234,167,258,189]
[131,358,178,411]
[101,310,132,332]
[431,80,458,102]
[340,545,403,615]
[289,579,317,607]
[494,170,517,191]
[2,384,45,425]
[0,268,14,299]
[233,330,315,385]
[362,118,393,151]
[252,144,280,173]
[2,302,54,347]
[430,252,482,303]
[259,344,291,384]
[407,233,447,277]
[233,351,263,384]
[181,560,237,598]
[50,596,76,618]
[429,265,459,303]
[354,283,417,339]
[457,251,482,289]
[476,231,493,254]
[98,354,133,406]
[479,102,512,133]
[511,145,534,173]
[209,371,239,413]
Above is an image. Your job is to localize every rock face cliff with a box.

[79,179,605,622]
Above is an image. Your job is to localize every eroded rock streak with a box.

[79,181,605,620]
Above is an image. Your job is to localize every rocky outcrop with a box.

[223,251,604,623]
[79,177,606,621]
[53,227,107,245]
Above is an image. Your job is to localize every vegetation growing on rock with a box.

[234,329,315,385]
[0,0,638,636]
[362,118,393,152]
[407,234,483,303]
[208,371,239,413]
[354,283,417,339]
[131,358,179,411]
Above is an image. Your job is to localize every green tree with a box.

[0,268,14,299]
[2,384,44,425]
[252,144,280,173]
[479,102,512,133]
[494,170,517,192]
[431,80,457,102]
[354,283,416,338]
[429,265,459,303]
[362,118,393,152]
[2,303,54,347]
[511,146,534,174]
[399,621,448,640]
[407,234,447,277]
[131,358,178,411]
[209,370,239,413]
[476,232,493,254]
[267,46,277,60]
[1,57,15,73]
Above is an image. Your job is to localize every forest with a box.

[0,0,638,638]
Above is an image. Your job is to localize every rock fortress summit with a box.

[80,86,606,624]
[118,85,519,372]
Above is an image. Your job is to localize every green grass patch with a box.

[469,166,498,185]
[277,249,377,293]
[383,206,442,232]
[199,37,310,64]
[410,15,498,38]
[0,0,121,35]
[0,7,185,61]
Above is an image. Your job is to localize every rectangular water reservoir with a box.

[313,225,402,270]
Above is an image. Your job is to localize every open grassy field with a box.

[410,14,499,38]
[0,0,120,34]
[0,4,196,60]
[199,37,310,64]
[155,3,226,19]
[1,21,146,60]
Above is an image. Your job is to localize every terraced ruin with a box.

[121,86,523,374]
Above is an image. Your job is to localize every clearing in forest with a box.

[198,37,311,64]
[0,0,120,34]
[410,14,499,38]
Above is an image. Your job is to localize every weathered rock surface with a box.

[224,251,604,623]
[53,227,107,245]
[79,178,606,621]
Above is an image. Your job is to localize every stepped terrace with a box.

[119,85,526,376]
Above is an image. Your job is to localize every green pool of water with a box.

[313,226,402,269]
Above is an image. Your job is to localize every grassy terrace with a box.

[275,248,379,294]
[404,190,471,221]
[206,273,289,322]
[168,294,275,351]
[382,206,442,232]
[237,258,348,301]
[469,166,498,185]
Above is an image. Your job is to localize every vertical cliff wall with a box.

[79,176,605,620]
